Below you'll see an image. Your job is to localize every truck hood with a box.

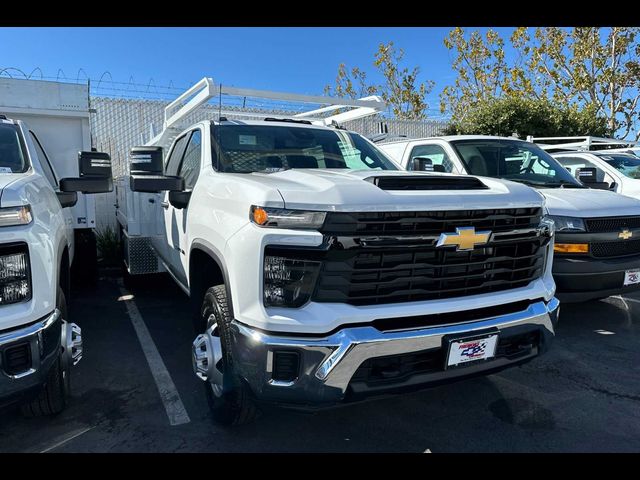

[242,169,544,211]
[540,188,640,218]
[0,173,23,206]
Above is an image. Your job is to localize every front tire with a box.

[21,288,71,417]
[200,285,258,426]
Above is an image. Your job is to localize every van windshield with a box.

[210,124,398,173]
[450,139,584,188]
[600,154,640,179]
[0,124,27,174]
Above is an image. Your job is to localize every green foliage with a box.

[441,27,640,140]
[325,42,434,120]
[443,97,610,138]
[95,225,120,267]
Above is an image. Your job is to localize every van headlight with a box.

[547,215,585,232]
[0,246,31,305]
[0,206,32,227]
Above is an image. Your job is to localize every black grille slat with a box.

[586,216,640,233]
[591,239,640,258]
[313,208,545,306]
[322,208,542,237]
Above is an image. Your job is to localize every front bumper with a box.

[553,254,640,302]
[0,310,82,406]
[223,298,559,408]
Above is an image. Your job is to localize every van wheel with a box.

[200,285,258,426]
[21,289,70,417]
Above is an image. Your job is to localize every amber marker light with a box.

[554,243,589,254]
[251,206,269,226]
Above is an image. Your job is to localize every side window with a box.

[408,144,453,172]
[178,130,202,190]
[165,134,190,176]
[29,132,57,188]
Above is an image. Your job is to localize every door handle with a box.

[161,201,170,209]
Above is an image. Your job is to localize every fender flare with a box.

[189,239,235,318]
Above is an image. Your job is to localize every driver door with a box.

[162,129,202,286]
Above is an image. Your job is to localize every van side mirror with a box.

[411,157,434,172]
[60,151,113,193]
[128,145,185,193]
[576,167,597,184]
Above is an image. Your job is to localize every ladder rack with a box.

[527,135,638,152]
[148,77,386,149]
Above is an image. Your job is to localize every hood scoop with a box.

[366,175,489,191]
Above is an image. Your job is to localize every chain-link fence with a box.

[90,96,448,229]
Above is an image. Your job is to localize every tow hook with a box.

[61,322,83,368]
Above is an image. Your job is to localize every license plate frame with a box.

[444,332,499,369]
[624,269,640,286]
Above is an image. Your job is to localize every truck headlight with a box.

[263,253,321,307]
[0,206,32,227]
[251,206,326,230]
[0,247,31,305]
[547,215,585,232]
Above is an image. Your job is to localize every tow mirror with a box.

[60,151,113,193]
[128,146,185,193]
[56,191,78,208]
[169,191,192,209]
[411,157,434,172]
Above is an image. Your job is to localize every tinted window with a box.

[450,139,583,188]
[165,134,190,176]
[179,130,202,189]
[211,124,397,173]
[408,144,453,172]
[0,124,27,173]
[29,132,57,187]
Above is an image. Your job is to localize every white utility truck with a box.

[0,78,113,415]
[117,78,558,425]
[378,135,640,302]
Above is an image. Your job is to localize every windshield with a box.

[450,139,583,188]
[211,124,398,173]
[0,124,27,174]
[600,154,640,179]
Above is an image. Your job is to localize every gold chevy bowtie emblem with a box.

[436,227,492,251]
[619,228,633,240]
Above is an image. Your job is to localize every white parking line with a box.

[39,426,95,453]
[118,284,191,426]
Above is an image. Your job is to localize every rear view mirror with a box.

[56,191,77,208]
[60,151,113,194]
[128,145,184,193]
[575,167,597,184]
[130,175,185,193]
[412,157,434,172]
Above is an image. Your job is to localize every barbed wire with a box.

[0,66,449,120]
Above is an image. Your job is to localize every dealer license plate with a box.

[624,269,640,286]
[447,334,498,368]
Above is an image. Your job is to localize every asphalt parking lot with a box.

[1,272,639,453]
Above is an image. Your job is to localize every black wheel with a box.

[21,288,70,417]
[200,285,258,426]
[71,230,98,286]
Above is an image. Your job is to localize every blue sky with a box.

[0,27,513,117]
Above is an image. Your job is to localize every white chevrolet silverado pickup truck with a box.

[118,79,559,425]
[0,114,112,416]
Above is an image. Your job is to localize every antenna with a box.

[218,82,222,122]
